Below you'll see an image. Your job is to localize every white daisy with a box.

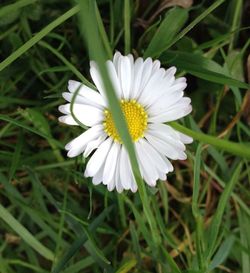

[59,52,192,193]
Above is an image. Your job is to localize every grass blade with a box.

[124,0,131,54]
[0,203,54,261]
[170,122,250,159]
[0,5,80,71]
[78,0,162,251]
[144,7,188,58]
[163,0,226,51]
[206,163,242,260]
[0,0,37,19]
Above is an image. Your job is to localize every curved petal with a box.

[148,103,192,123]
[103,142,120,185]
[130,57,144,99]
[84,137,113,177]
[135,140,158,187]
[119,146,133,190]
[117,56,133,99]
[67,80,105,108]
[58,115,78,125]
[106,60,123,98]
[139,138,170,174]
[145,132,187,160]
[90,61,107,102]
[59,103,104,127]
[65,125,103,157]
[83,132,107,157]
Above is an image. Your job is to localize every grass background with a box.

[0,0,250,272]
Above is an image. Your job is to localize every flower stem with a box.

[170,122,250,159]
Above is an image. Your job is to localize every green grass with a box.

[0,0,250,272]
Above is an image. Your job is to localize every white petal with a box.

[67,80,105,107]
[177,132,193,144]
[147,90,184,115]
[115,150,124,193]
[138,68,165,106]
[84,137,112,177]
[139,58,153,91]
[139,138,170,174]
[148,123,183,144]
[58,115,78,125]
[148,103,192,123]
[103,142,120,185]
[130,57,144,99]
[135,141,158,187]
[117,56,132,99]
[92,164,104,185]
[62,92,87,105]
[90,62,107,101]
[152,60,161,72]
[119,146,133,190]
[106,60,123,98]
[164,66,176,82]
[159,172,167,181]
[65,125,103,156]
[113,51,122,71]
[145,132,187,160]
[59,103,104,127]
[83,133,107,157]
[167,81,187,94]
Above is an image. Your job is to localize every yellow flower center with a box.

[103,100,148,143]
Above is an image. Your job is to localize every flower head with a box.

[59,52,192,192]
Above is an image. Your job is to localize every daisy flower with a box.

[59,52,192,193]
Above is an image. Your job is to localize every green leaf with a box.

[144,7,188,58]
[161,50,250,89]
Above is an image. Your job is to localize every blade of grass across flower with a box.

[95,2,113,59]
[0,5,80,71]
[161,51,250,89]
[78,0,162,255]
[144,7,188,58]
[0,203,54,261]
[124,0,131,54]
[170,122,250,159]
